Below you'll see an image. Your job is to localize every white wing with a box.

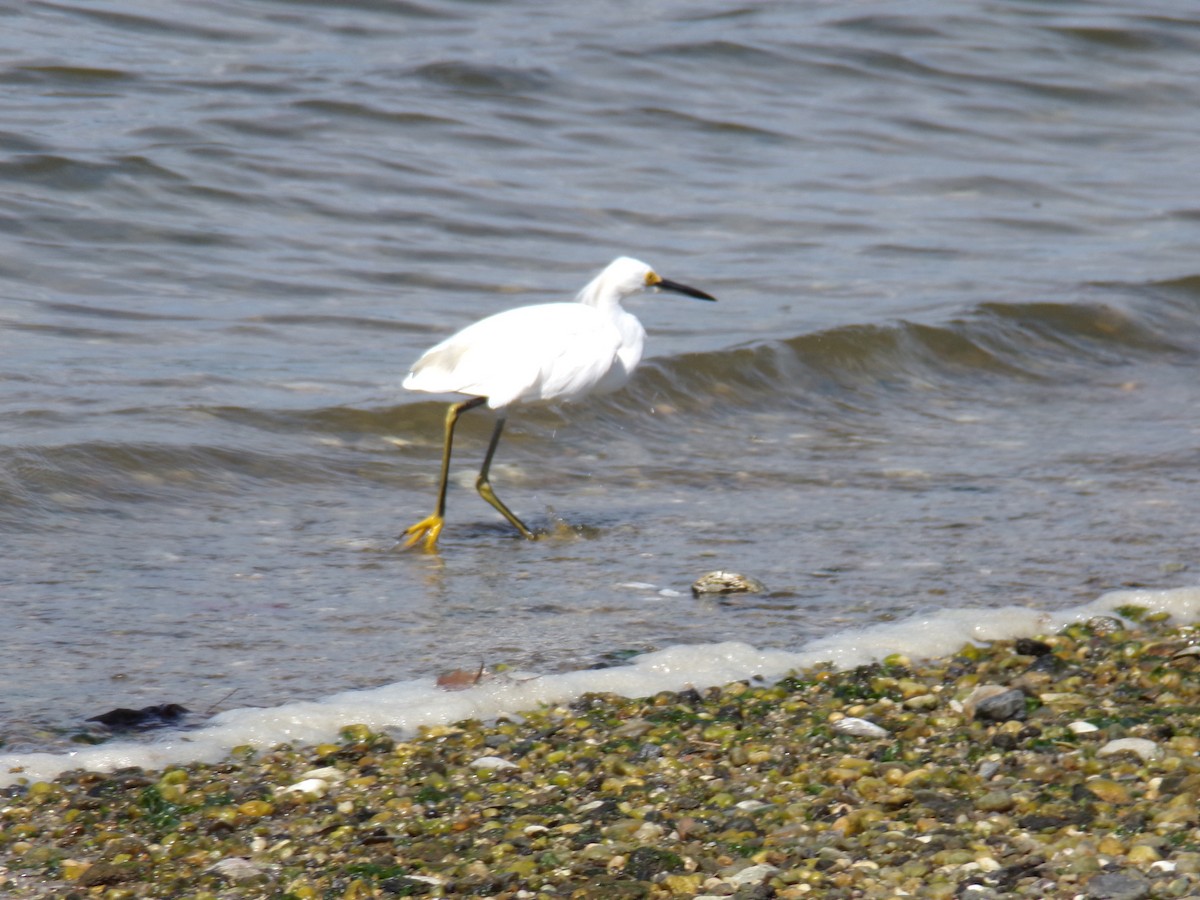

[403,303,627,409]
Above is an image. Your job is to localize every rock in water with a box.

[691,571,766,597]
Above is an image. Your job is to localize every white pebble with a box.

[735,799,772,813]
[634,821,664,841]
[833,717,890,738]
[299,765,345,782]
[1097,737,1162,762]
[1068,721,1099,734]
[470,755,518,770]
[281,778,328,797]
[727,863,780,886]
[206,857,266,882]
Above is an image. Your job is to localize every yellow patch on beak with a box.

[645,271,662,286]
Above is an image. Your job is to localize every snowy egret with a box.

[400,256,716,550]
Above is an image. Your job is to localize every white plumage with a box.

[399,256,716,550]
[403,301,642,409]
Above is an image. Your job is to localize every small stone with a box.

[604,819,643,840]
[977,760,1001,779]
[61,860,89,881]
[1014,638,1053,656]
[1152,802,1199,826]
[662,874,704,894]
[735,799,773,813]
[961,685,1009,719]
[208,857,270,884]
[973,689,1027,722]
[281,778,328,797]
[691,571,766,596]
[832,717,889,738]
[1085,871,1151,900]
[633,821,664,841]
[76,862,131,887]
[299,766,345,783]
[1085,779,1131,804]
[236,800,274,818]
[1172,852,1200,874]
[1069,720,1100,734]
[975,790,1015,813]
[469,756,518,770]
[1065,854,1103,875]
[727,863,780,886]
[1169,735,1200,754]
[1098,738,1162,762]
[1099,835,1126,856]
[1127,843,1161,863]
[903,693,940,710]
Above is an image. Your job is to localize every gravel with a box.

[4,607,1200,899]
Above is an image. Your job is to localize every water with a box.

[2,1,1200,763]
[5,586,1199,788]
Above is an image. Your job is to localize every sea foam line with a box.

[3,586,1198,788]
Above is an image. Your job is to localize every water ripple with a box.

[3,0,1200,746]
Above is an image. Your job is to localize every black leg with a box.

[475,415,535,539]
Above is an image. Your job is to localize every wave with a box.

[4,278,1196,510]
[360,277,1200,433]
[596,279,1200,423]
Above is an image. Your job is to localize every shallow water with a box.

[3,586,1198,788]
[2,0,1200,754]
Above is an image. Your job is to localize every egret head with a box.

[585,256,717,305]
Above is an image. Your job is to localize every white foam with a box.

[3,586,1198,788]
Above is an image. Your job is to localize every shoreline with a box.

[3,609,1200,898]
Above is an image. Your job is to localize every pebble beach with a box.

[4,607,1200,900]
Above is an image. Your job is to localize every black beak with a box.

[656,278,717,302]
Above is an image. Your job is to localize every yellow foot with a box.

[400,514,444,552]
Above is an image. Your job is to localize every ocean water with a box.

[2,0,1200,769]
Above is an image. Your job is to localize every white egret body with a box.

[400,256,716,550]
